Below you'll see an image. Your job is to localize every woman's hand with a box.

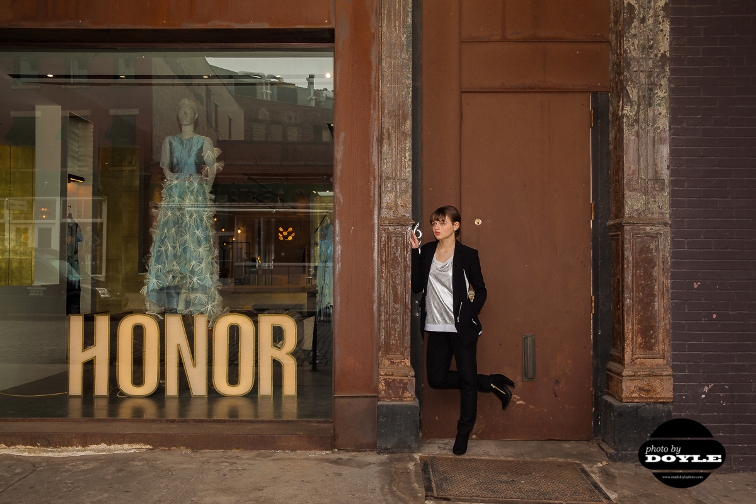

[408,228,420,249]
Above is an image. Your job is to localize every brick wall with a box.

[670,0,756,471]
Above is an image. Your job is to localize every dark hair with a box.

[429,205,461,238]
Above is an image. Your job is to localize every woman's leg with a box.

[429,333,506,454]
[449,335,478,437]
[426,332,456,389]
[427,332,492,391]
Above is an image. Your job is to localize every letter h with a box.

[68,315,110,396]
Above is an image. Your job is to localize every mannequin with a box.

[142,98,223,320]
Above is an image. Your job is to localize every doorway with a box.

[422,92,593,440]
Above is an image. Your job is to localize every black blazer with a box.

[412,240,487,346]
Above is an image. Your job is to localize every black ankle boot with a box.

[453,432,469,456]
[490,374,515,389]
[489,375,513,410]
[491,383,512,410]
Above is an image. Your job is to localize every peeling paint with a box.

[607,0,672,404]
[610,0,670,221]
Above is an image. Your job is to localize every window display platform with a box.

[0,366,332,420]
[0,365,334,450]
[0,313,334,417]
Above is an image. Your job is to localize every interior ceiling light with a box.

[278,227,295,241]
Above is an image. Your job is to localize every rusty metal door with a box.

[423,93,593,440]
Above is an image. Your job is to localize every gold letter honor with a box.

[67,313,299,397]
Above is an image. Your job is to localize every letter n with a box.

[68,314,109,396]
[165,314,208,396]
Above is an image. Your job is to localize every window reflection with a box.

[0,51,334,419]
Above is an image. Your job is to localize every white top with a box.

[424,254,456,333]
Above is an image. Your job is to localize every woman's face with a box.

[431,216,459,241]
[178,105,197,126]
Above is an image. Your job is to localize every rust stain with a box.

[607,0,672,404]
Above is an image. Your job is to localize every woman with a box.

[410,205,514,455]
[142,98,224,321]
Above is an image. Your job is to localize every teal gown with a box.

[142,134,223,320]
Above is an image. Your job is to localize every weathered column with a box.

[603,0,673,455]
[376,0,419,452]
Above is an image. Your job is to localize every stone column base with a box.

[599,395,671,462]
[377,400,420,453]
[606,361,673,403]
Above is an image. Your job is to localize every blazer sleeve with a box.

[411,248,423,293]
[467,248,487,314]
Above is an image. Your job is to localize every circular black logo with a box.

[638,418,726,488]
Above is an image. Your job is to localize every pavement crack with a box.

[0,464,38,496]
[169,458,207,504]
[387,457,424,503]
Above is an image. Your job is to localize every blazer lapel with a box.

[452,240,464,317]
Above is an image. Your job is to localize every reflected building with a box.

[0,50,334,423]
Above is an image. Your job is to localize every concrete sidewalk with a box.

[0,440,753,503]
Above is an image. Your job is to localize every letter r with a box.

[258,314,298,396]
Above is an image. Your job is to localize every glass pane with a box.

[0,50,334,420]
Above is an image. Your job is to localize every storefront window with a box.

[0,50,334,419]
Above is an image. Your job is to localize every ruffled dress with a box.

[142,134,224,321]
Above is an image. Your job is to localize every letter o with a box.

[662,455,676,462]
[212,313,256,396]
[117,314,160,397]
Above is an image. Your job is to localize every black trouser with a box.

[426,331,492,436]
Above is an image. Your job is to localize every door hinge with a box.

[590,109,594,128]
[591,295,595,315]
[591,202,595,220]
